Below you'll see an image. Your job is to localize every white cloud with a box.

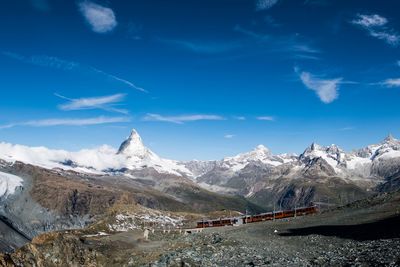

[143,114,225,124]
[256,0,279,11]
[78,1,117,33]
[382,78,400,87]
[0,116,129,129]
[2,52,146,92]
[257,116,275,121]
[352,14,387,28]
[369,31,400,46]
[56,93,128,114]
[224,134,235,139]
[298,71,342,104]
[351,14,400,46]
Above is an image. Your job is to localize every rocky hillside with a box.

[1,190,399,267]
[0,159,261,254]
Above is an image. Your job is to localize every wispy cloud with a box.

[224,134,235,139]
[297,69,342,104]
[91,69,147,92]
[142,114,225,124]
[382,78,400,88]
[233,116,246,120]
[379,62,400,88]
[352,14,387,28]
[339,126,355,131]
[234,25,270,41]
[257,116,275,121]
[233,25,320,60]
[55,93,128,114]
[351,14,400,46]
[78,1,117,33]
[159,39,241,54]
[0,116,129,129]
[256,0,279,11]
[2,52,146,92]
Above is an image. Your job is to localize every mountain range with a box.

[1,129,400,252]
[1,130,400,204]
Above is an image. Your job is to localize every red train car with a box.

[196,206,318,228]
[196,218,238,228]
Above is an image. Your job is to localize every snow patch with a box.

[109,211,183,232]
[0,171,23,198]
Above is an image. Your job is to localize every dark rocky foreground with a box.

[1,191,400,266]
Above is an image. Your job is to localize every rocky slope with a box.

[1,190,400,267]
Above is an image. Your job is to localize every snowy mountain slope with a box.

[222,145,296,171]
[184,145,297,186]
[190,135,400,206]
[0,129,399,201]
[0,129,191,177]
[0,171,23,198]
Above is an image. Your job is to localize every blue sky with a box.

[1,0,400,160]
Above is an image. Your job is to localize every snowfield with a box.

[0,171,23,198]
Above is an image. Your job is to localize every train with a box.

[196,206,318,228]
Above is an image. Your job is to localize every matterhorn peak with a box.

[117,129,150,158]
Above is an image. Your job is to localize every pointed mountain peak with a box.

[383,134,397,143]
[300,142,324,159]
[127,129,142,143]
[117,129,149,157]
[326,144,343,153]
[309,142,322,151]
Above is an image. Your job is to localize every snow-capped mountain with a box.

[0,129,399,210]
[0,129,190,176]
[0,130,400,227]
[299,143,345,172]
[117,129,154,158]
[1,129,398,185]
[222,145,296,171]
[187,135,400,208]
